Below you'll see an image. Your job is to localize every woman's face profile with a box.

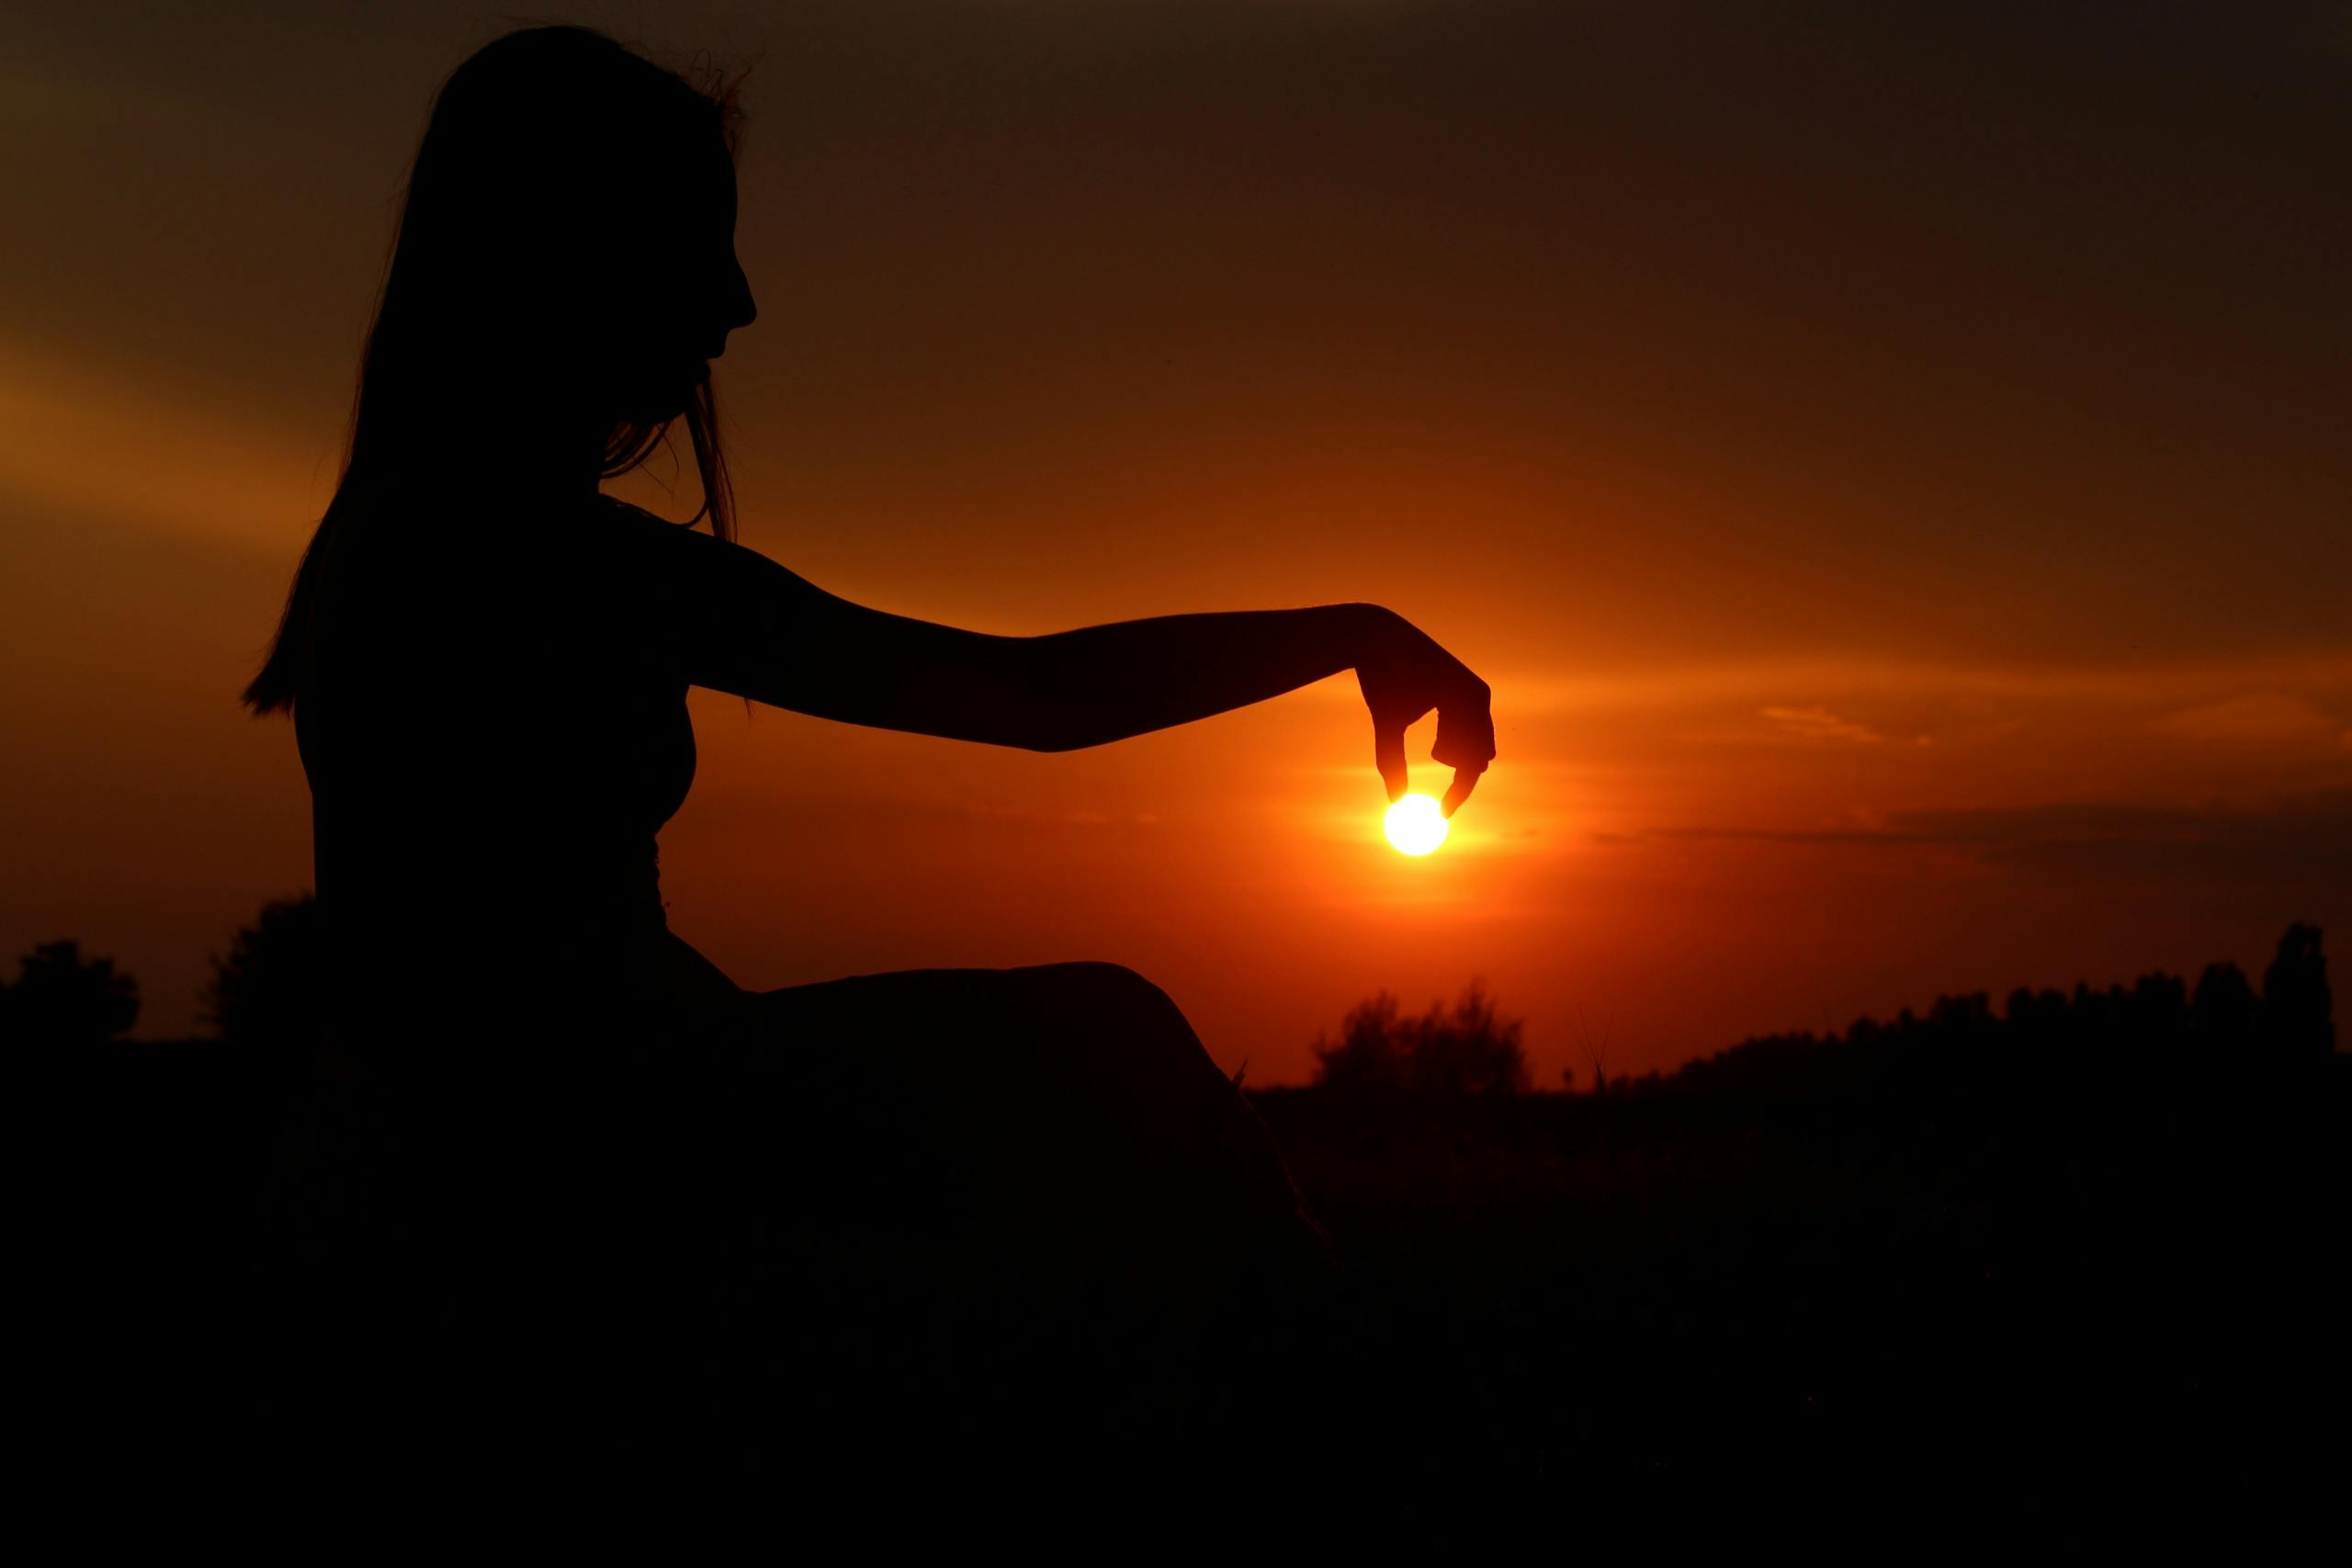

[602,135,757,427]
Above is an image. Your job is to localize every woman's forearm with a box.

[1012,603,1387,751]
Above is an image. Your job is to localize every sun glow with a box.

[1383,793,1450,856]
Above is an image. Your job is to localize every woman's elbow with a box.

[1001,691,1116,753]
[1015,722,1097,755]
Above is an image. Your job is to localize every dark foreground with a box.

[44,1044,2344,1494]
[1258,1060,2347,1484]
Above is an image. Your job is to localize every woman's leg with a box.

[699,961,1344,1429]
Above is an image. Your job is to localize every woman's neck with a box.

[489,420,609,508]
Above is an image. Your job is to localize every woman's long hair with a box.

[243,26,746,716]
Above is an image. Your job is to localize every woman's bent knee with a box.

[1011,961,1239,1101]
[1020,962,1200,1047]
[1023,959,1180,1015]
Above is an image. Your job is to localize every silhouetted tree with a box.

[2260,923,2335,1057]
[1652,923,2332,1100]
[202,894,329,1081]
[1,940,139,1047]
[1928,992,1996,1032]
[1312,990,1407,1094]
[2190,962,2257,1040]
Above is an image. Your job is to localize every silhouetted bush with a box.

[1,940,138,1047]
[1312,978,1528,1097]
[201,893,328,1082]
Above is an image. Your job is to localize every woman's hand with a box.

[1354,606,1495,817]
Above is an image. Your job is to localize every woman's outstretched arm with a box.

[650,519,1495,812]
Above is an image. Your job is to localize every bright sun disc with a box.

[1384,793,1450,855]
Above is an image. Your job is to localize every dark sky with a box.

[6,2,2346,1077]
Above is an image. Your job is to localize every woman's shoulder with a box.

[591,493,735,561]
[593,491,681,538]
[591,495,785,593]
[585,495,776,626]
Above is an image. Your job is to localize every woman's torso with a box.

[294,491,736,1086]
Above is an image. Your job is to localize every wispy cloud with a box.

[1760,705,1883,743]
[1645,789,2352,888]
[0,333,335,555]
[1334,653,2352,716]
[2150,692,2342,746]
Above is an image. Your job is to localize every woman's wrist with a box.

[1336,602,1399,673]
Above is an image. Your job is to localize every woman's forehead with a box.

[683,135,738,210]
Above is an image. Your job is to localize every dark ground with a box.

[1253,1062,2347,1484]
[44,1043,2346,1495]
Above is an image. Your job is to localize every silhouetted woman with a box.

[245,25,1493,1443]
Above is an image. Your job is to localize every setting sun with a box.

[1383,793,1450,856]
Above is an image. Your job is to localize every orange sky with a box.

[6,2,2347,1081]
